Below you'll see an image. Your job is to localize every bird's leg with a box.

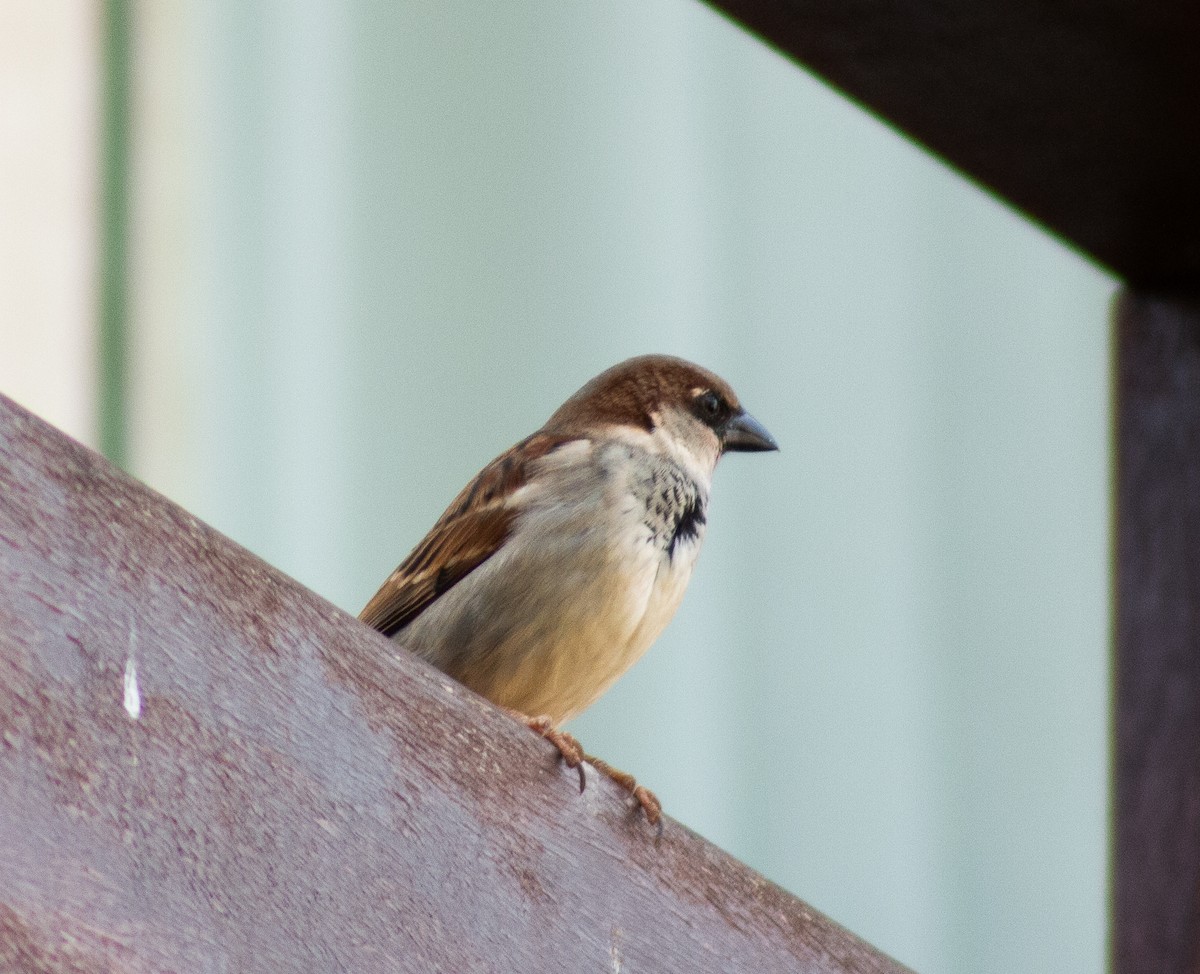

[507,710,587,792]
[584,753,663,832]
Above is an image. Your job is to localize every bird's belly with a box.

[539,543,697,723]
[412,520,699,725]
[498,544,695,723]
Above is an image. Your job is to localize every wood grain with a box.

[1114,292,1200,974]
[0,390,910,974]
[702,0,1200,287]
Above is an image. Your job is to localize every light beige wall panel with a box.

[0,0,101,446]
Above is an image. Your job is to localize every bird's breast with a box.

[407,440,710,723]
[515,444,708,718]
[619,458,707,665]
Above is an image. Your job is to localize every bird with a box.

[360,354,777,826]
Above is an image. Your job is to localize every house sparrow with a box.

[360,355,777,825]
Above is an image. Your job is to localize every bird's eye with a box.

[697,391,723,421]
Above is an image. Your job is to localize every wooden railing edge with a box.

[0,390,913,974]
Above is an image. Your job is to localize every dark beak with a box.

[721,410,779,453]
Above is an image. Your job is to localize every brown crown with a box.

[543,355,740,435]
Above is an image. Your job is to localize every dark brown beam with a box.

[703,0,1200,287]
[0,391,910,974]
[1114,292,1200,974]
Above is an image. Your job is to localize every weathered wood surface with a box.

[702,0,1200,288]
[1114,293,1200,974]
[0,391,910,973]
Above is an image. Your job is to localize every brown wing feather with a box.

[359,432,572,637]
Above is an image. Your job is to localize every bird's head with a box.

[545,354,778,479]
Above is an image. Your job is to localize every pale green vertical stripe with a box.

[99,0,129,466]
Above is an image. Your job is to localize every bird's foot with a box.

[510,711,586,792]
[585,754,663,835]
[506,710,663,834]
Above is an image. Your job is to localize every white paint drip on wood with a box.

[123,658,141,720]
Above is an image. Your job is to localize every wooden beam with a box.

[1114,292,1200,974]
[0,391,910,973]
[702,0,1200,287]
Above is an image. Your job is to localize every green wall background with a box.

[119,2,1115,970]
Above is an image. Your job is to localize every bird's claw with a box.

[632,784,663,833]
[517,712,587,791]
[586,755,663,834]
